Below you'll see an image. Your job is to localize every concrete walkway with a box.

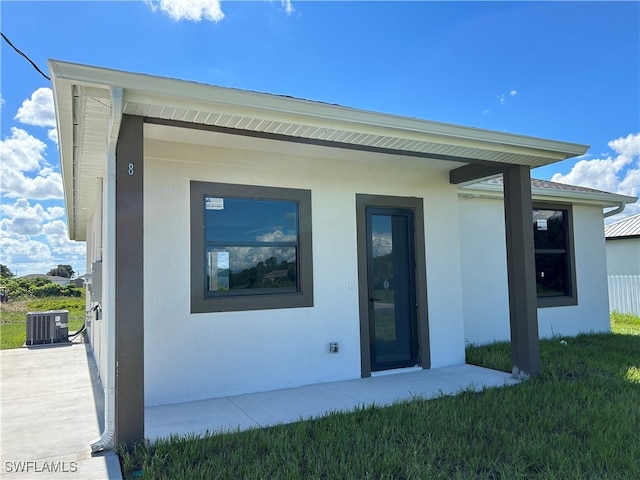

[146,364,518,442]
[0,341,121,479]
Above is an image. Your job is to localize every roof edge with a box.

[460,180,638,207]
[48,59,589,159]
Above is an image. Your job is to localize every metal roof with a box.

[605,213,640,238]
[49,59,590,240]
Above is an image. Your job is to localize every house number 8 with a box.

[128,163,135,176]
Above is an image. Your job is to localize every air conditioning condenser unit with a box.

[26,310,69,346]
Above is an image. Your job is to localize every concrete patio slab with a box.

[0,342,121,479]
[146,364,518,442]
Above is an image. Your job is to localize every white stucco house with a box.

[605,213,640,276]
[49,60,636,449]
[605,213,640,315]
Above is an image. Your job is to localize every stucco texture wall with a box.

[142,135,466,406]
[459,197,611,346]
[606,238,640,276]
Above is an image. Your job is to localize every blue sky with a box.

[1,1,639,277]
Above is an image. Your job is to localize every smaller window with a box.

[532,205,577,307]
[191,182,313,313]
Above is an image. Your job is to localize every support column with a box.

[503,165,540,378]
[115,115,144,446]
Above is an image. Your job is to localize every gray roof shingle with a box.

[483,177,620,196]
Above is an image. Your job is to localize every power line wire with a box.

[1,31,50,81]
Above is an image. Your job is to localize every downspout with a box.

[604,202,626,218]
[90,87,123,453]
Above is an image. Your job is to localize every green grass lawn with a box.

[0,297,85,349]
[119,313,640,480]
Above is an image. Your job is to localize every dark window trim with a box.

[533,202,578,308]
[191,181,313,313]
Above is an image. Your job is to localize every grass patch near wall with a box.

[120,315,640,479]
[0,297,85,349]
[611,311,640,335]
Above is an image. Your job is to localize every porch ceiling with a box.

[49,59,589,240]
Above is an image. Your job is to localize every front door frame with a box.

[356,194,430,377]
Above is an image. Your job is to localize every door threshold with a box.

[371,366,422,377]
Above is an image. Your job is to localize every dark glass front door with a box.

[366,207,418,371]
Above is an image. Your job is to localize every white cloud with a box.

[43,220,86,256]
[0,200,84,275]
[48,128,58,145]
[551,132,640,218]
[42,219,69,238]
[1,168,63,200]
[1,91,80,275]
[0,127,63,199]
[0,231,53,274]
[146,0,295,22]
[146,0,225,22]
[14,87,56,128]
[608,132,640,159]
[223,245,295,271]
[0,127,46,171]
[256,229,296,242]
[0,198,65,236]
[497,89,518,105]
[372,232,392,257]
[281,0,294,15]
[0,162,63,200]
[0,229,85,277]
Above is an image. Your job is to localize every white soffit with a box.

[49,59,590,239]
[143,122,460,170]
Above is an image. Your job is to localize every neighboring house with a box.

[604,213,640,315]
[49,59,637,449]
[605,213,640,276]
[20,274,71,286]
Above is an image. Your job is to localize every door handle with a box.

[369,297,381,302]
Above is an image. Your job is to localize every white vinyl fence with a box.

[608,275,640,316]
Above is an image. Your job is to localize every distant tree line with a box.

[1,264,76,279]
[228,257,296,290]
[0,264,83,300]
